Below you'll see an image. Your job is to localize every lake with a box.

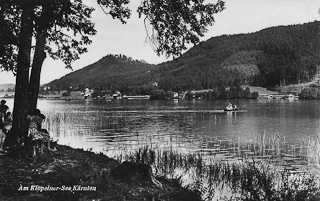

[1,98,318,156]
[4,98,319,158]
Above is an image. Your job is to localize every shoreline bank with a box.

[0,144,201,201]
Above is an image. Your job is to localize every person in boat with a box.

[226,103,233,110]
[233,104,238,110]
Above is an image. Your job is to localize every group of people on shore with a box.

[0,100,55,156]
[0,100,12,153]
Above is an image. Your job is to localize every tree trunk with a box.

[10,6,33,146]
[28,4,53,111]
[28,30,46,112]
[0,4,4,55]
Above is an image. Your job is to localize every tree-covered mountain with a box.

[47,21,320,94]
[46,54,157,92]
[153,21,320,92]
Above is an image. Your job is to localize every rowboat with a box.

[224,108,239,112]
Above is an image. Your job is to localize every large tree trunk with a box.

[0,4,4,56]
[28,31,46,112]
[10,6,33,147]
[28,4,51,111]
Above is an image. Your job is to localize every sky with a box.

[0,0,319,85]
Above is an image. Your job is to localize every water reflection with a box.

[2,98,320,156]
[3,98,319,200]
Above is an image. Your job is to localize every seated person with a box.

[27,109,55,156]
[3,111,12,134]
[226,103,233,110]
[0,100,9,115]
[0,132,4,153]
[0,110,7,152]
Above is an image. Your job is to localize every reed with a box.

[306,133,320,169]
[42,110,319,168]
[41,111,320,200]
[124,146,320,201]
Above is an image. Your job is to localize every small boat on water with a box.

[224,108,239,112]
[225,103,239,111]
[224,103,239,112]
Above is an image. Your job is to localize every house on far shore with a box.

[84,88,92,99]
[112,91,122,99]
[0,92,15,98]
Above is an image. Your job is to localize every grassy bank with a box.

[1,135,319,201]
[0,145,201,201]
[111,131,320,201]
[122,146,320,201]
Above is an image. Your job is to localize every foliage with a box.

[1,0,225,146]
[0,0,98,70]
[154,21,320,90]
[137,0,225,57]
[1,0,225,71]
[48,21,320,94]
[91,90,112,99]
[182,87,258,100]
[150,89,166,100]
[124,146,320,201]
[299,87,320,99]
[184,91,194,100]
[165,91,176,99]
[47,54,156,92]
[0,3,19,72]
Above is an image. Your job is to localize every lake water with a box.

[3,98,320,157]
[3,99,320,156]
[5,98,319,200]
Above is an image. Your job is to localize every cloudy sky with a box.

[0,0,319,84]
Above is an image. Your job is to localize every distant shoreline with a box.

[0,92,14,98]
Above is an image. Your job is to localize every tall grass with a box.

[41,111,320,200]
[123,146,320,201]
[306,133,320,170]
[114,130,320,201]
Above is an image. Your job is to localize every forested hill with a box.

[47,21,320,94]
[154,21,320,91]
[47,54,157,91]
